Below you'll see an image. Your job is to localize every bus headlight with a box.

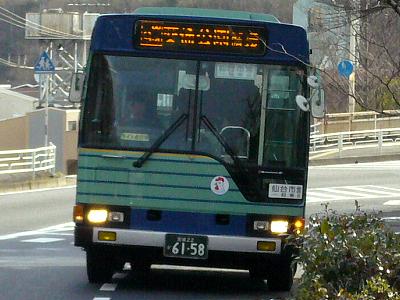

[270,220,289,234]
[87,209,108,224]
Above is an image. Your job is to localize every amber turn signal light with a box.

[73,205,84,223]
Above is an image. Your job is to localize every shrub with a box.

[294,202,400,300]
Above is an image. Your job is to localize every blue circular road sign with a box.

[338,60,354,78]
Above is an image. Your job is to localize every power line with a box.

[0,12,74,38]
[0,6,90,39]
[0,56,72,71]
[0,5,81,38]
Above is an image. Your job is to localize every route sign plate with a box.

[34,51,55,74]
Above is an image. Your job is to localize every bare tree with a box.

[311,0,400,114]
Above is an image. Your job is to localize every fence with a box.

[310,127,400,157]
[0,143,56,178]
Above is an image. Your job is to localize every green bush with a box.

[295,202,400,300]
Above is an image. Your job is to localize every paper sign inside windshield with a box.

[268,184,303,200]
[120,132,150,142]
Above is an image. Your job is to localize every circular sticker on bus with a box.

[210,176,229,195]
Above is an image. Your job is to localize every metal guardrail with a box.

[0,143,56,178]
[310,127,400,156]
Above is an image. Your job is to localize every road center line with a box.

[383,200,400,206]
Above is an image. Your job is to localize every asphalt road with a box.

[0,160,399,300]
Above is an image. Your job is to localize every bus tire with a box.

[249,266,268,280]
[266,258,295,292]
[86,248,114,283]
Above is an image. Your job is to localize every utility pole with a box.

[348,16,356,113]
[348,2,360,114]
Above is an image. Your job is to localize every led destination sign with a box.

[134,20,266,55]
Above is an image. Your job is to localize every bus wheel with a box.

[132,261,151,273]
[86,248,114,283]
[249,266,268,280]
[266,258,295,292]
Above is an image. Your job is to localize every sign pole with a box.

[44,74,49,147]
[34,51,55,147]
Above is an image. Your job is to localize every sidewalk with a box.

[309,142,400,165]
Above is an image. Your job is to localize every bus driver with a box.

[120,90,159,128]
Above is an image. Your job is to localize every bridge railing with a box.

[0,143,56,178]
[310,127,400,156]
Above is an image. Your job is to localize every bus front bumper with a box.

[75,225,292,269]
[76,226,282,254]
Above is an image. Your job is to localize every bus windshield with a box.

[81,54,307,169]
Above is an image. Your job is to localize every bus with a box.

[72,7,323,291]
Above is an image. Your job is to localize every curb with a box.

[309,154,400,166]
[0,176,77,194]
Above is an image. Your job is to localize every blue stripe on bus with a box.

[79,166,232,179]
[78,179,240,192]
[79,153,221,165]
[130,208,247,236]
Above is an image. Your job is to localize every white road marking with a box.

[35,248,64,251]
[343,186,398,196]
[383,200,400,206]
[0,185,76,196]
[307,185,400,203]
[21,238,64,243]
[317,187,370,198]
[0,222,74,241]
[369,185,400,193]
[41,233,73,236]
[100,283,117,291]
[93,298,111,300]
[307,191,340,200]
[112,272,128,280]
[382,217,400,220]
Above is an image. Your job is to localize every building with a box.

[0,88,79,174]
[293,0,352,112]
[0,86,36,120]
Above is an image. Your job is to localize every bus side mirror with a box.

[295,75,325,119]
[69,72,85,103]
[308,75,325,119]
[310,86,325,119]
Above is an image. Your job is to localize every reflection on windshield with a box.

[197,61,261,162]
[81,55,195,151]
[81,55,307,169]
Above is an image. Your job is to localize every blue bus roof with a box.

[90,9,309,66]
[134,7,280,23]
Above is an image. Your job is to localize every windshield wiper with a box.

[133,114,188,168]
[200,115,248,174]
[201,115,261,197]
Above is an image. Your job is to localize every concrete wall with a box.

[319,114,400,134]
[0,108,80,174]
[65,130,78,174]
[0,87,36,120]
[0,116,29,150]
[28,108,66,173]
